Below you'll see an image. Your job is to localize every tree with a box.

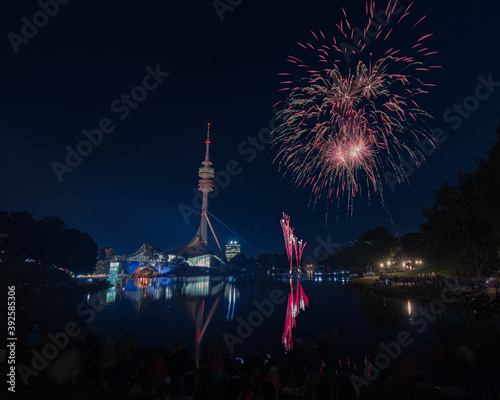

[398,232,425,263]
[0,211,98,274]
[60,229,98,274]
[421,175,498,276]
[353,226,400,269]
[229,252,248,271]
[332,245,355,270]
[257,253,278,271]
[472,125,500,249]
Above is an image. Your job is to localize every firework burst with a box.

[272,0,440,212]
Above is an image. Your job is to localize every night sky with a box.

[1,0,499,258]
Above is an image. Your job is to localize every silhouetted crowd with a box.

[10,319,499,400]
[16,330,299,400]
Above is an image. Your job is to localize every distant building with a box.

[225,241,241,261]
[109,261,119,279]
[121,244,171,275]
[303,257,318,274]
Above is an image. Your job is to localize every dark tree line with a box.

[222,252,290,274]
[323,226,416,272]
[0,211,98,274]
[421,125,500,276]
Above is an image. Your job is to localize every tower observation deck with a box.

[198,123,214,244]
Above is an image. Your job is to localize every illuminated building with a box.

[109,261,119,279]
[118,244,172,275]
[168,125,225,268]
[225,241,241,261]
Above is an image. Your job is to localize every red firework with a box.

[272,0,440,210]
[280,213,307,273]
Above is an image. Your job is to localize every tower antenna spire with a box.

[205,123,211,162]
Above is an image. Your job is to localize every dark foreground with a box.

[11,330,499,400]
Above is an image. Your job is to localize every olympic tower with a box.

[197,123,214,244]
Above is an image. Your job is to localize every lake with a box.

[18,273,499,381]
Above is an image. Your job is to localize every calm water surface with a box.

[20,275,498,373]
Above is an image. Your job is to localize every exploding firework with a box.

[272,0,440,211]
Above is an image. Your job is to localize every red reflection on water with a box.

[134,278,152,288]
[282,278,309,351]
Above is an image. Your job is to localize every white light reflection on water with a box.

[225,280,238,321]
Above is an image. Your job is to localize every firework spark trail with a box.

[296,239,306,269]
[293,238,307,270]
[280,214,294,273]
[280,213,307,273]
[271,0,440,213]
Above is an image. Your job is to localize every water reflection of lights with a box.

[121,276,229,311]
[334,276,349,284]
[182,276,210,297]
[282,278,309,351]
[134,278,153,288]
[106,286,116,303]
[407,300,412,316]
[117,275,236,362]
[224,281,238,321]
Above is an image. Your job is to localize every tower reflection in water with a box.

[282,278,309,351]
[118,275,238,365]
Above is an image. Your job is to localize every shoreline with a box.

[349,276,500,314]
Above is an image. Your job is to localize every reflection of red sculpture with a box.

[282,278,309,351]
[186,298,219,367]
[134,278,152,288]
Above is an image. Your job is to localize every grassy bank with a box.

[349,276,500,313]
[350,276,414,298]
[379,263,456,278]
